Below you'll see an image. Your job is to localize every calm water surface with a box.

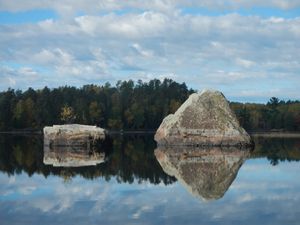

[0,134,300,225]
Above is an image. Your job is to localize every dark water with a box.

[0,134,300,225]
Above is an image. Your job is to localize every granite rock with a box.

[44,124,106,147]
[155,89,253,147]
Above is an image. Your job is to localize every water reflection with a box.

[1,135,300,225]
[155,146,251,200]
[0,135,299,182]
[0,134,175,184]
[43,146,106,167]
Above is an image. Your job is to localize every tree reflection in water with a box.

[0,134,299,190]
[0,134,175,184]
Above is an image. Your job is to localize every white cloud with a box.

[0,8,299,100]
[0,66,41,90]
[32,48,110,81]
[131,43,154,58]
[236,58,256,68]
[236,193,255,203]
[1,0,300,15]
[132,205,153,219]
[18,185,37,195]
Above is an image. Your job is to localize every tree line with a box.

[231,97,300,131]
[0,78,299,131]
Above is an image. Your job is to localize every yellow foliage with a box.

[60,105,75,123]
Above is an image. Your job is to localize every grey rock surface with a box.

[44,124,106,147]
[155,89,253,146]
[154,146,251,200]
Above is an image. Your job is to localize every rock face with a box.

[44,124,106,147]
[155,146,250,200]
[155,89,252,147]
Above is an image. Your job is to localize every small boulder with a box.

[44,124,106,147]
[155,89,253,147]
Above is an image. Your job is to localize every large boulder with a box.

[44,124,106,147]
[155,89,253,147]
[155,146,250,200]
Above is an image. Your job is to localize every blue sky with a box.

[0,0,300,102]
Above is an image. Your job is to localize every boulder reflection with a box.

[43,144,106,167]
[1,135,298,183]
[155,146,251,200]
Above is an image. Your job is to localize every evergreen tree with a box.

[0,80,299,131]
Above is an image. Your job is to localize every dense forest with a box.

[0,78,299,131]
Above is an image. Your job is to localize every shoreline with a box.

[249,132,300,138]
[0,130,300,138]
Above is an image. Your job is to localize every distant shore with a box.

[0,129,156,135]
[249,132,300,138]
[0,129,300,138]
[0,130,42,135]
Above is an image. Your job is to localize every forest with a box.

[0,78,299,132]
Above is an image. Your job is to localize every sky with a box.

[0,0,300,102]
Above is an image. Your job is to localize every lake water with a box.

[0,134,300,225]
